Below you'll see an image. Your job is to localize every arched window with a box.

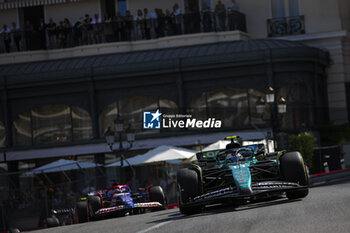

[99,97,178,136]
[13,105,92,146]
[188,88,250,128]
[0,121,6,147]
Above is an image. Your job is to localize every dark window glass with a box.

[13,105,92,146]
[0,121,6,147]
[13,112,32,146]
[99,97,179,136]
[72,107,93,141]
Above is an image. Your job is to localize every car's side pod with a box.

[189,164,204,194]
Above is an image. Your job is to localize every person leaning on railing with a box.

[11,22,21,52]
[92,14,102,44]
[124,10,134,41]
[103,14,114,42]
[215,0,226,31]
[201,2,212,32]
[46,18,57,49]
[135,9,145,40]
[1,24,11,53]
[228,0,240,31]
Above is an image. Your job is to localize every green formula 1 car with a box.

[177,136,309,215]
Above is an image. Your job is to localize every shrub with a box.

[288,133,316,169]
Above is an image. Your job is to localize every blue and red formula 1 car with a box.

[45,184,166,227]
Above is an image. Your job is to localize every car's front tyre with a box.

[280,151,309,199]
[177,168,203,215]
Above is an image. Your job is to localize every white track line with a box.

[135,221,173,233]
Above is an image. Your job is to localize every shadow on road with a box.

[147,198,301,225]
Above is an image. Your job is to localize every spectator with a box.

[1,24,11,53]
[24,20,33,50]
[172,3,182,35]
[11,22,21,51]
[124,10,134,41]
[228,0,239,30]
[152,8,159,38]
[215,0,226,31]
[202,2,212,32]
[46,18,57,49]
[57,21,66,48]
[63,18,73,47]
[183,7,193,34]
[143,8,151,39]
[92,14,102,43]
[157,9,166,37]
[113,11,124,41]
[103,14,113,42]
[165,9,173,36]
[192,8,202,33]
[73,20,83,46]
[37,18,47,49]
[83,14,92,44]
[135,9,144,40]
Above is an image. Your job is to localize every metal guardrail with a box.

[0,11,246,54]
[309,168,350,186]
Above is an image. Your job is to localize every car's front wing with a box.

[183,181,308,207]
[95,202,162,215]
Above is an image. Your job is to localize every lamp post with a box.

[105,115,135,183]
[256,87,287,150]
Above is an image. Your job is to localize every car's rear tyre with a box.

[74,201,88,223]
[280,151,309,199]
[45,216,60,228]
[87,195,102,221]
[177,168,203,215]
[149,185,166,210]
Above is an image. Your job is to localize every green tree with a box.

[288,133,316,169]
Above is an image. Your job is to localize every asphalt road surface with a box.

[33,179,350,233]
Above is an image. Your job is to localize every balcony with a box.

[0,11,247,57]
[267,16,305,37]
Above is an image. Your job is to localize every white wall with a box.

[300,0,342,34]
[0,8,18,27]
[44,0,100,24]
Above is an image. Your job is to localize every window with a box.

[188,88,250,128]
[13,105,92,146]
[99,97,178,136]
[272,0,300,18]
[0,121,5,147]
[278,83,314,130]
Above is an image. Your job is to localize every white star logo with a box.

[150,110,162,122]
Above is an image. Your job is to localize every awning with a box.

[0,0,80,10]
[5,129,270,161]
[23,158,101,175]
[106,145,196,167]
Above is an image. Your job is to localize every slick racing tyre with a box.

[87,195,102,220]
[280,151,309,199]
[74,201,88,223]
[45,216,60,228]
[149,186,166,210]
[177,168,203,215]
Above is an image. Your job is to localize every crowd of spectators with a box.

[0,0,243,53]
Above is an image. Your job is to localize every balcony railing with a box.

[267,15,305,37]
[0,10,246,54]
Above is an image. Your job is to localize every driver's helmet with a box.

[226,153,243,163]
[226,153,236,162]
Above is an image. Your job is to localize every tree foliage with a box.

[288,133,316,169]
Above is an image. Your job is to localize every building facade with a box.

[0,0,348,203]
